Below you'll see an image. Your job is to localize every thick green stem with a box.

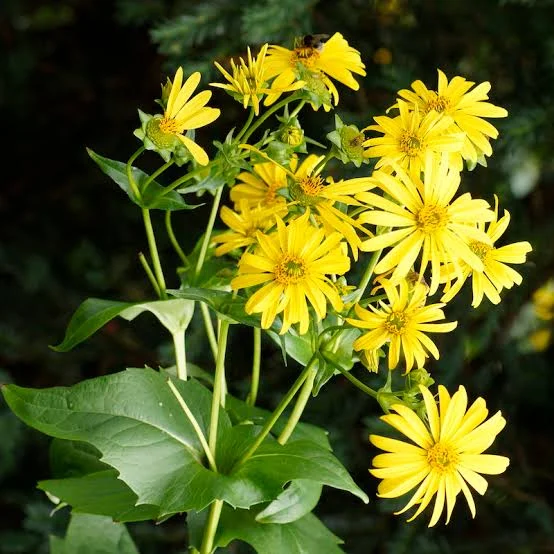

[322,353,378,398]
[143,158,174,192]
[208,320,230,457]
[159,159,220,196]
[195,186,224,278]
[241,95,300,143]
[289,99,306,118]
[246,327,261,406]
[234,356,318,467]
[353,248,384,304]
[277,365,316,444]
[236,106,256,142]
[142,208,167,299]
[200,499,223,554]
[200,302,219,362]
[138,252,161,297]
[172,329,187,381]
[313,150,334,175]
[165,211,189,269]
[126,147,145,201]
[167,379,217,471]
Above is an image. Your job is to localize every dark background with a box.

[2,0,554,552]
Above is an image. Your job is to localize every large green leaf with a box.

[51,297,194,352]
[40,470,160,523]
[49,513,139,554]
[87,148,199,210]
[188,506,344,554]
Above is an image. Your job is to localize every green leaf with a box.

[49,439,109,478]
[266,328,312,366]
[39,470,160,523]
[87,148,199,210]
[189,506,344,554]
[49,513,139,554]
[255,479,322,524]
[51,297,194,352]
[225,394,331,450]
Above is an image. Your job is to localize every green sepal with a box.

[51,297,195,352]
[49,513,139,554]
[87,148,200,210]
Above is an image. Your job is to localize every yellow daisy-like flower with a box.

[440,196,532,307]
[211,200,286,256]
[211,44,303,116]
[154,67,220,165]
[357,153,494,294]
[288,154,374,261]
[527,328,551,351]
[532,279,554,321]
[231,211,350,335]
[397,69,508,164]
[263,32,366,107]
[347,279,457,372]
[363,100,465,175]
[230,161,289,210]
[370,384,509,526]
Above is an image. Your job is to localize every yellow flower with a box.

[263,32,366,107]
[363,100,465,174]
[288,154,374,261]
[347,279,457,372]
[230,161,289,210]
[527,328,551,351]
[532,279,554,321]
[211,44,302,115]
[154,67,220,165]
[211,200,285,256]
[357,153,494,294]
[440,196,532,307]
[397,69,508,164]
[369,384,509,526]
[231,211,350,335]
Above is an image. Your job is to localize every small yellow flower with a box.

[357,153,494,294]
[155,67,220,165]
[440,196,532,307]
[363,100,465,174]
[231,211,350,335]
[527,328,551,351]
[263,32,366,107]
[397,69,508,164]
[230,162,289,210]
[211,44,302,115]
[370,384,509,526]
[212,200,285,256]
[532,279,554,321]
[347,279,457,372]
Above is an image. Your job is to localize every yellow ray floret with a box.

[369,384,509,526]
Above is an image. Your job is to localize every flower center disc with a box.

[385,311,408,334]
[470,240,493,261]
[427,442,459,472]
[275,254,307,284]
[293,47,319,68]
[416,205,447,233]
[427,95,450,113]
[400,132,424,157]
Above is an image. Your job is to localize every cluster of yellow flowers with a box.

[138,33,532,527]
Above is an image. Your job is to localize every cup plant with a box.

[2,33,533,553]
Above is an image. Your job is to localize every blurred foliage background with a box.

[2,0,554,552]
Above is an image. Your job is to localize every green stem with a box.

[143,158,174,192]
[195,186,224,278]
[322,353,377,398]
[165,211,189,269]
[313,150,334,175]
[167,379,217,471]
[289,99,306,118]
[172,329,187,381]
[126,147,145,201]
[234,355,318,467]
[142,208,167,299]
[200,302,219,362]
[246,327,261,407]
[138,252,161,297]
[352,248,384,304]
[241,95,300,144]
[236,106,256,142]
[161,159,220,196]
[277,365,316,444]
[208,320,230,456]
[200,499,223,554]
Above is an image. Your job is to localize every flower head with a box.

[440,196,532,307]
[146,68,220,165]
[532,279,554,321]
[357,153,494,294]
[231,211,350,334]
[370,384,509,526]
[397,69,508,165]
[263,32,366,108]
[347,279,457,372]
[363,100,465,174]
